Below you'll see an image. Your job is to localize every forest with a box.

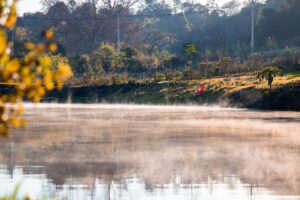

[12,0,299,86]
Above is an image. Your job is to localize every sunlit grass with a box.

[190,71,300,94]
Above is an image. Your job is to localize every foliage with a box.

[49,54,69,70]
[16,0,300,58]
[164,71,173,81]
[154,73,165,82]
[164,71,182,81]
[182,67,199,80]
[184,43,197,55]
[183,43,198,66]
[122,45,137,59]
[13,27,32,58]
[0,0,73,136]
[111,75,125,85]
[95,43,117,73]
[257,66,282,91]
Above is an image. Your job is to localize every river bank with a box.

[1,73,299,110]
[45,73,300,111]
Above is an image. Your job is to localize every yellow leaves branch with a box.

[0,2,73,136]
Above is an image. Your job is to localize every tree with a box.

[40,0,86,11]
[94,43,117,73]
[222,0,241,16]
[13,27,32,58]
[101,0,140,10]
[40,0,63,11]
[206,0,218,12]
[257,66,282,92]
[39,1,142,55]
[49,54,70,70]
[183,42,198,67]
[265,0,286,10]
[121,45,137,70]
[258,0,300,42]
[0,0,72,136]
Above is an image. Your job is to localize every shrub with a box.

[154,73,165,82]
[182,67,199,80]
[111,75,125,85]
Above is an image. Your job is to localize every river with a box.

[0,104,300,200]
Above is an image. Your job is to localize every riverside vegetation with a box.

[47,69,300,110]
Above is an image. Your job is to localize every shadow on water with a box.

[0,104,300,199]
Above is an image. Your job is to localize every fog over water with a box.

[0,104,300,200]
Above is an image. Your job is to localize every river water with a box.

[0,104,300,200]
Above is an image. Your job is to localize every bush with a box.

[154,73,165,82]
[173,72,183,81]
[164,71,183,81]
[128,78,137,84]
[111,75,125,85]
[164,71,173,81]
[182,67,199,80]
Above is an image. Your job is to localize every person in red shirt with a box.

[200,83,205,96]
[195,83,205,95]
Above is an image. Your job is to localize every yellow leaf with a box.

[36,43,45,53]
[44,29,54,40]
[57,80,63,90]
[0,123,8,136]
[3,59,20,79]
[48,43,57,53]
[40,56,51,67]
[37,87,45,96]
[0,30,7,54]
[25,42,35,50]
[5,6,17,28]
[21,66,30,76]
[23,76,32,87]
[9,118,21,128]
[44,72,54,91]
[57,62,73,80]
[36,66,42,73]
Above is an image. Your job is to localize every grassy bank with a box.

[45,72,300,110]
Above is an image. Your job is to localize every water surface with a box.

[0,104,300,200]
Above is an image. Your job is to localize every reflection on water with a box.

[1,165,294,200]
[0,104,300,200]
